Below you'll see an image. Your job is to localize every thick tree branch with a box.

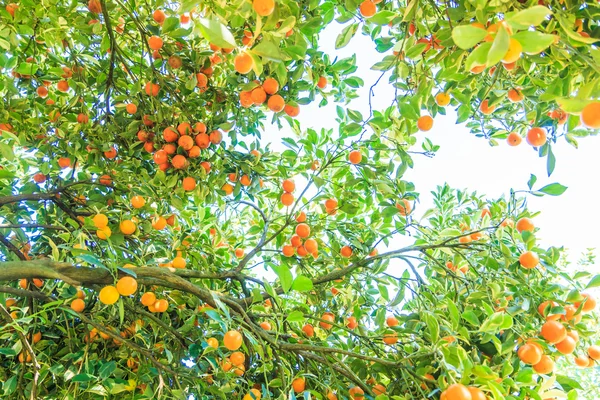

[0,232,27,260]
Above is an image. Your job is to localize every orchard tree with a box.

[0,0,599,399]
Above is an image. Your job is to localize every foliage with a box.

[0,0,599,399]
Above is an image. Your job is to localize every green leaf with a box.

[487,25,510,66]
[72,373,96,382]
[252,40,290,61]
[527,174,537,190]
[556,97,590,113]
[291,275,313,292]
[162,17,180,34]
[512,31,555,55]
[335,23,358,49]
[507,5,552,26]
[557,15,599,44]
[452,25,487,50]
[273,265,293,293]
[15,62,38,75]
[586,275,600,288]
[196,18,237,49]
[423,312,439,342]
[369,11,396,26]
[0,143,14,161]
[538,183,567,196]
[465,42,492,70]
[546,146,555,177]
[286,310,304,322]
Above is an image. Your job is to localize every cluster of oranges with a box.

[140,291,169,313]
[237,76,300,117]
[282,222,318,258]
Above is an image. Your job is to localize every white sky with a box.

[264,23,600,270]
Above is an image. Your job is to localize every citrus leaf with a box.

[196,18,237,49]
[507,5,552,27]
[452,25,487,50]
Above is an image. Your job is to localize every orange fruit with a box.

[302,324,314,337]
[348,150,362,164]
[555,336,576,354]
[417,115,433,131]
[281,192,294,206]
[284,104,300,117]
[479,99,495,115]
[93,213,108,228]
[468,387,487,400]
[346,316,358,330]
[262,78,279,94]
[295,211,306,222]
[386,316,399,326]
[517,343,543,365]
[154,299,168,312]
[131,196,145,209]
[516,217,534,233]
[207,337,219,348]
[359,0,376,17]
[445,384,471,400]
[222,183,234,195]
[125,103,137,114]
[172,256,186,268]
[141,292,156,306]
[588,345,600,360]
[243,389,261,400]
[99,286,120,305]
[260,321,272,330]
[541,320,567,344]
[526,127,547,147]
[70,298,85,312]
[533,355,554,374]
[507,132,522,146]
[296,223,310,238]
[348,386,364,399]
[153,9,166,23]
[152,216,167,230]
[58,157,71,169]
[507,88,524,102]
[171,155,187,169]
[178,135,194,150]
[282,245,295,257]
[234,53,253,74]
[56,80,69,92]
[251,87,267,104]
[519,251,539,269]
[144,82,159,96]
[267,95,285,112]
[340,245,353,258]
[292,377,305,393]
[320,312,335,329]
[435,92,451,106]
[148,35,163,50]
[304,238,318,254]
[317,76,328,89]
[97,226,111,239]
[502,38,522,63]
[230,351,245,366]
[575,293,596,312]
[575,354,591,367]
[581,102,600,129]
[253,0,274,16]
[120,219,136,235]
[195,133,210,148]
[282,179,295,193]
[182,177,196,191]
[372,384,386,395]
[383,332,398,345]
[223,330,243,351]
[116,276,137,296]
[538,300,560,320]
[235,248,245,258]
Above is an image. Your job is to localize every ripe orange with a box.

[77,113,89,124]
[207,337,219,348]
[99,285,120,305]
[346,316,358,329]
[152,216,167,230]
[516,217,534,233]
[267,94,285,112]
[302,324,314,337]
[383,332,398,345]
[148,35,163,50]
[575,354,591,367]
[178,135,194,150]
[57,80,69,92]
[98,174,112,185]
[296,223,310,238]
[58,157,71,169]
[348,150,362,164]
[172,256,186,268]
[359,0,376,17]
[581,102,600,129]
[518,343,543,365]
[235,248,245,258]
[141,292,156,306]
[320,312,335,329]
[541,320,567,344]
[195,133,210,148]
[468,387,487,400]
[507,132,522,146]
[223,330,243,350]
[281,192,294,206]
[222,183,234,195]
[230,351,245,366]
[234,53,253,74]
[292,377,305,393]
[386,316,399,326]
[445,384,471,400]
[575,293,596,312]
[282,245,295,257]
[325,198,338,210]
[304,238,318,253]
[480,99,495,114]
[396,199,412,216]
[555,336,576,354]
[120,220,136,235]
[125,103,137,114]
[317,76,328,89]
[519,251,539,269]
[507,88,524,102]
[340,246,353,258]
[70,298,85,312]
[243,389,261,400]
[372,384,386,395]
[182,177,196,191]
[36,86,48,98]
[260,321,272,330]
[348,386,364,399]
[251,87,267,104]
[417,115,433,131]
[131,196,145,209]
[588,345,600,360]
[526,127,547,147]
[263,78,279,94]
[154,299,168,312]
[144,82,159,96]
[153,9,166,23]
[253,0,274,16]
[295,211,306,222]
[116,276,137,296]
[209,130,222,145]
[97,226,111,239]
[172,154,188,169]
[93,213,108,228]
[435,92,451,106]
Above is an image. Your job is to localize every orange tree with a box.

[0,0,599,399]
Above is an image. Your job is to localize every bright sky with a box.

[267,23,600,269]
